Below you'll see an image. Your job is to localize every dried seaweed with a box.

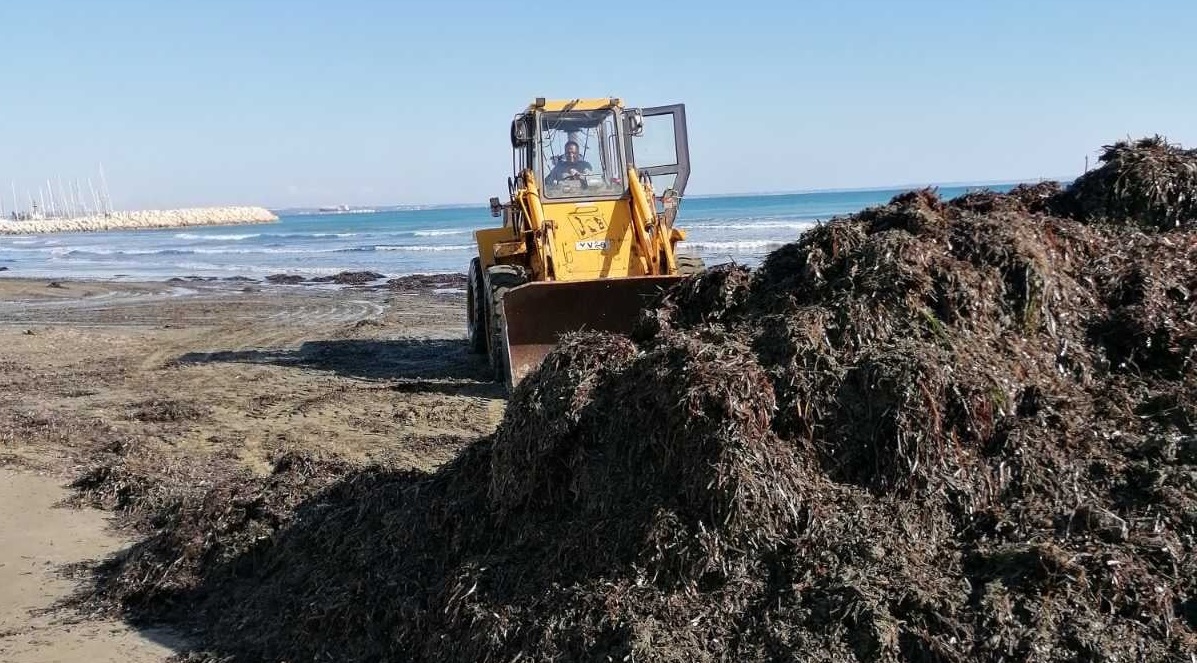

[66,138,1197,662]
[1068,135,1197,229]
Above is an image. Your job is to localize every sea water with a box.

[0,185,1017,281]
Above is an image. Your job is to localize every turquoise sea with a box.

[0,184,1020,281]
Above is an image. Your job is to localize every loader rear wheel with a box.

[484,264,529,385]
[676,253,706,275]
[466,258,488,354]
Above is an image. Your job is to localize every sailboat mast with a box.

[88,178,101,216]
[57,177,70,218]
[98,162,113,215]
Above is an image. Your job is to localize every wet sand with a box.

[0,275,503,661]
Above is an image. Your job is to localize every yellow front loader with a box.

[467,98,703,388]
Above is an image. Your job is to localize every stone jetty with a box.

[0,206,278,235]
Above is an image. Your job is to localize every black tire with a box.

[484,264,529,384]
[466,258,488,354]
[676,253,706,276]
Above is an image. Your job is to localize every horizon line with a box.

[269,174,1080,212]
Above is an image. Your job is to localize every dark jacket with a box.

[546,157,593,184]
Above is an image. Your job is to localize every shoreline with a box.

[0,270,468,287]
[0,206,278,235]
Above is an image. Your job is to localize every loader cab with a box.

[533,108,628,200]
[510,100,690,203]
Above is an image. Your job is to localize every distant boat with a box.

[318,205,377,215]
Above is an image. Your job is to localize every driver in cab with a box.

[545,140,593,185]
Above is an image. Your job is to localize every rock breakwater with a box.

[0,206,278,235]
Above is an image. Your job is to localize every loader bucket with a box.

[500,276,683,387]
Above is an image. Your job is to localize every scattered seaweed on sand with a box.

[384,273,468,291]
[67,138,1197,662]
[128,398,211,423]
[264,274,304,285]
[309,270,387,285]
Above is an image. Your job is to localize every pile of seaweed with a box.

[1067,136,1197,230]
[73,139,1197,662]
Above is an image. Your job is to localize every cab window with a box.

[538,110,626,199]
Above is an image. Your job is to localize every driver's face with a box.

[565,145,579,160]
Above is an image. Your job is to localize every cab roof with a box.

[527,98,623,112]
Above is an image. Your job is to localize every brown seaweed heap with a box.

[1067,136,1197,230]
[69,138,1197,662]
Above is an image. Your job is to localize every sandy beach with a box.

[0,275,500,662]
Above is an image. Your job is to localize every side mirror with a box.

[489,197,503,218]
[627,110,644,137]
[510,117,531,147]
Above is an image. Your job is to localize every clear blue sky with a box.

[1,0,1194,210]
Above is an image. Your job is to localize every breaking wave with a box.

[174,233,261,241]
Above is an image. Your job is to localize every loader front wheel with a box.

[676,253,706,276]
[466,258,488,354]
[484,264,529,385]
